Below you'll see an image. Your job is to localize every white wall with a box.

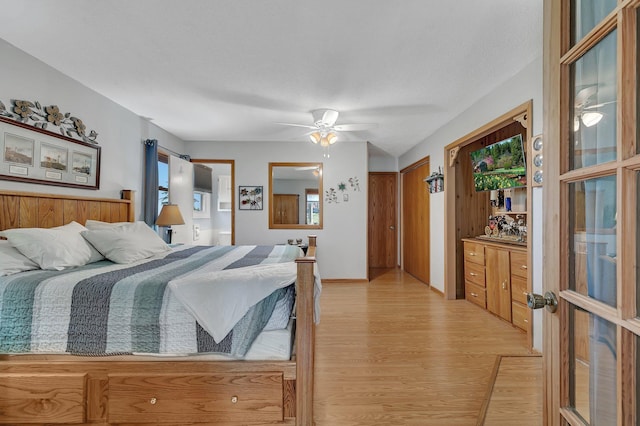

[186,140,369,280]
[0,39,185,220]
[399,55,543,351]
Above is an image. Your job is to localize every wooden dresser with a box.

[462,238,530,333]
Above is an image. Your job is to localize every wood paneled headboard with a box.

[0,189,135,231]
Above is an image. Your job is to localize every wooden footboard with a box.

[0,190,317,426]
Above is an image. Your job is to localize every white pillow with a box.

[1,221,104,270]
[59,221,105,263]
[0,240,40,276]
[81,221,170,264]
[85,219,131,230]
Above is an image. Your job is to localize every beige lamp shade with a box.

[156,204,185,226]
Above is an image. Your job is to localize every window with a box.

[193,192,203,212]
[158,153,169,213]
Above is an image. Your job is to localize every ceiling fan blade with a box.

[275,122,318,130]
[333,123,378,131]
[584,100,617,110]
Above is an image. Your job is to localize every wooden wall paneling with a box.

[77,200,90,225]
[87,201,101,221]
[99,201,112,222]
[0,195,19,230]
[455,142,489,298]
[0,190,135,231]
[19,197,37,228]
[63,199,78,225]
[37,198,63,228]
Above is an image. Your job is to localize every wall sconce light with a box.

[156,203,185,244]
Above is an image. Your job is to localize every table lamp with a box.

[156,204,185,243]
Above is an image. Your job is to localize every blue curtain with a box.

[143,139,159,227]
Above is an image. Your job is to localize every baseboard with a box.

[429,285,444,296]
[321,278,369,284]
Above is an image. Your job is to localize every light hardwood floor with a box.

[314,268,541,425]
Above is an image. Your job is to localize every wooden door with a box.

[401,159,430,284]
[368,172,398,268]
[273,194,299,224]
[544,1,639,424]
[485,246,511,322]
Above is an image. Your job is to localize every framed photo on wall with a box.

[239,185,263,210]
[0,116,100,189]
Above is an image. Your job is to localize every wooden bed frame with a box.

[0,190,317,425]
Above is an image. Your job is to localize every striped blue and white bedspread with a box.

[0,244,302,357]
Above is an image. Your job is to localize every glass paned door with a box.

[570,306,617,423]
[568,176,616,307]
[545,1,639,425]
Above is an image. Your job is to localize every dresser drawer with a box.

[511,275,528,305]
[465,281,486,309]
[511,301,530,332]
[108,372,283,424]
[464,241,485,265]
[510,251,528,278]
[0,373,86,424]
[464,261,485,287]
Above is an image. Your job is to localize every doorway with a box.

[368,172,398,273]
[401,158,430,285]
[191,159,235,245]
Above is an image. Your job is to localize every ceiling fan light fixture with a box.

[326,132,338,145]
[309,131,321,144]
[581,111,603,127]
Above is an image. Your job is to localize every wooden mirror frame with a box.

[269,162,323,230]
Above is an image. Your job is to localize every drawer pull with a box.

[469,272,477,277]
[524,319,529,323]
[470,292,478,297]
[150,397,157,405]
[502,281,507,290]
[231,396,238,404]
[521,265,527,269]
[468,252,476,256]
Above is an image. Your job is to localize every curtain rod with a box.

[143,139,189,160]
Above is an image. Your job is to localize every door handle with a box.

[526,291,558,313]
[389,225,395,230]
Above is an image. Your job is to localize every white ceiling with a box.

[0,1,542,158]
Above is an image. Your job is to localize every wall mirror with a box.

[269,162,323,229]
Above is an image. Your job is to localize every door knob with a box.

[526,291,558,313]
[389,225,395,230]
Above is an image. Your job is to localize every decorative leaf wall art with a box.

[0,99,98,144]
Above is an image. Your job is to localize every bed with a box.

[0,189,318,425]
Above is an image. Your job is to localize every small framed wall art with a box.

[239,185,263,210]
[0,116,100,189]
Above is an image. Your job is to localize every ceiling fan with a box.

[277,109,377,152]
[574,86,616,130]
